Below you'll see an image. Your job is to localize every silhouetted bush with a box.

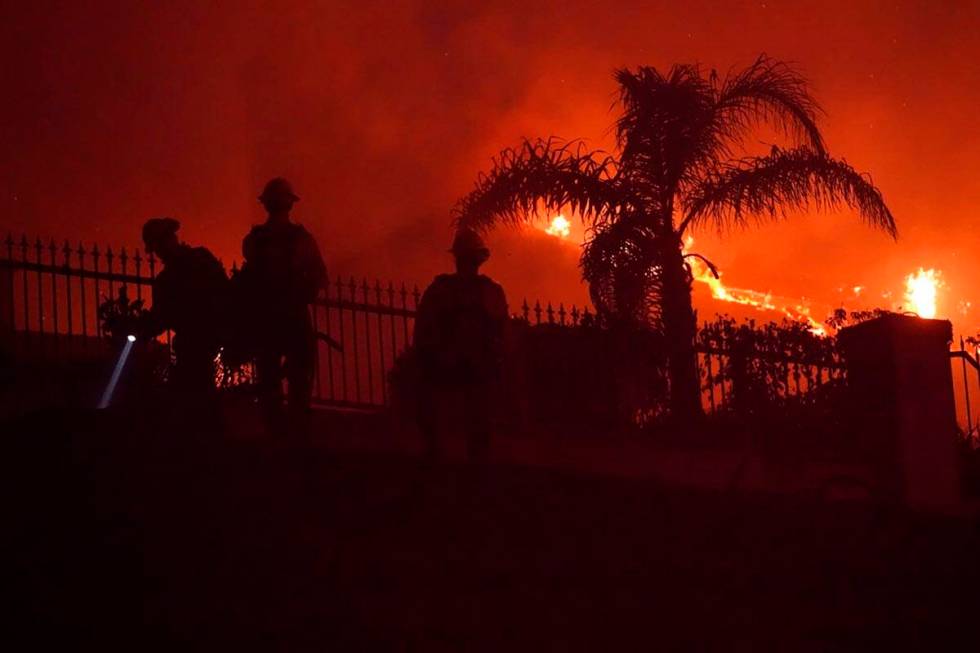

[698,315,844,419]
[97,286,147,346]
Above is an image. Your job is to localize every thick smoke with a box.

[2,1,979,328]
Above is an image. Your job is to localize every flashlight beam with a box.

[98,336,136,409]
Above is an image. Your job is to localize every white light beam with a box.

[98,335,136,409]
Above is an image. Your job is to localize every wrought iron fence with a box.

[2,231,850,417]
[0,232,590,412]
[0,234,160,356]
[950,337,980,438]
[696,317,847,414]
[0,232,422,409]
[309,277,419,409]
[515,299,596,327]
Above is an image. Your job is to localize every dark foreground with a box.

[6,409,980,651]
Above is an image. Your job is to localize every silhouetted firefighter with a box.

[414,228,508,462]
[140,217,228,419]
[239,178,327,435]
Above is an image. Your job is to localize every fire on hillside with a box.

[539,217,954,335]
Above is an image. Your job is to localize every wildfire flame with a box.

[685,237,826,335]
[904,268,942,319]
[530,226,960,333]
[545,214,571,238]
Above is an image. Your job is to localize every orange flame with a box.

[544,214,571,238]
[904,268,942,318]
[685,237,826,335]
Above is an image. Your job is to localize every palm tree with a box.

[452,55,896,419]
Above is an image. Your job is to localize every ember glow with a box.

[545,215,571,239]
[905,268,943,319]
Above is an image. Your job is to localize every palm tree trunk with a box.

[660,238,703,420]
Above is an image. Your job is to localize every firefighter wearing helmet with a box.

[140,217,228,420]
[413,227,509,461]
[239,177,328,435]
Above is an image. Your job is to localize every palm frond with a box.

[613,65,718,184]
[581,217,666,329]
[681,146,897,237]
[451,138,627,232]
[714,54,826,154]
[613,65,715,149]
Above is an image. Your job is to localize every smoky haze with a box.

[2,1,979,328]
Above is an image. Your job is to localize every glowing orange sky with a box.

[1,1,978,332]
